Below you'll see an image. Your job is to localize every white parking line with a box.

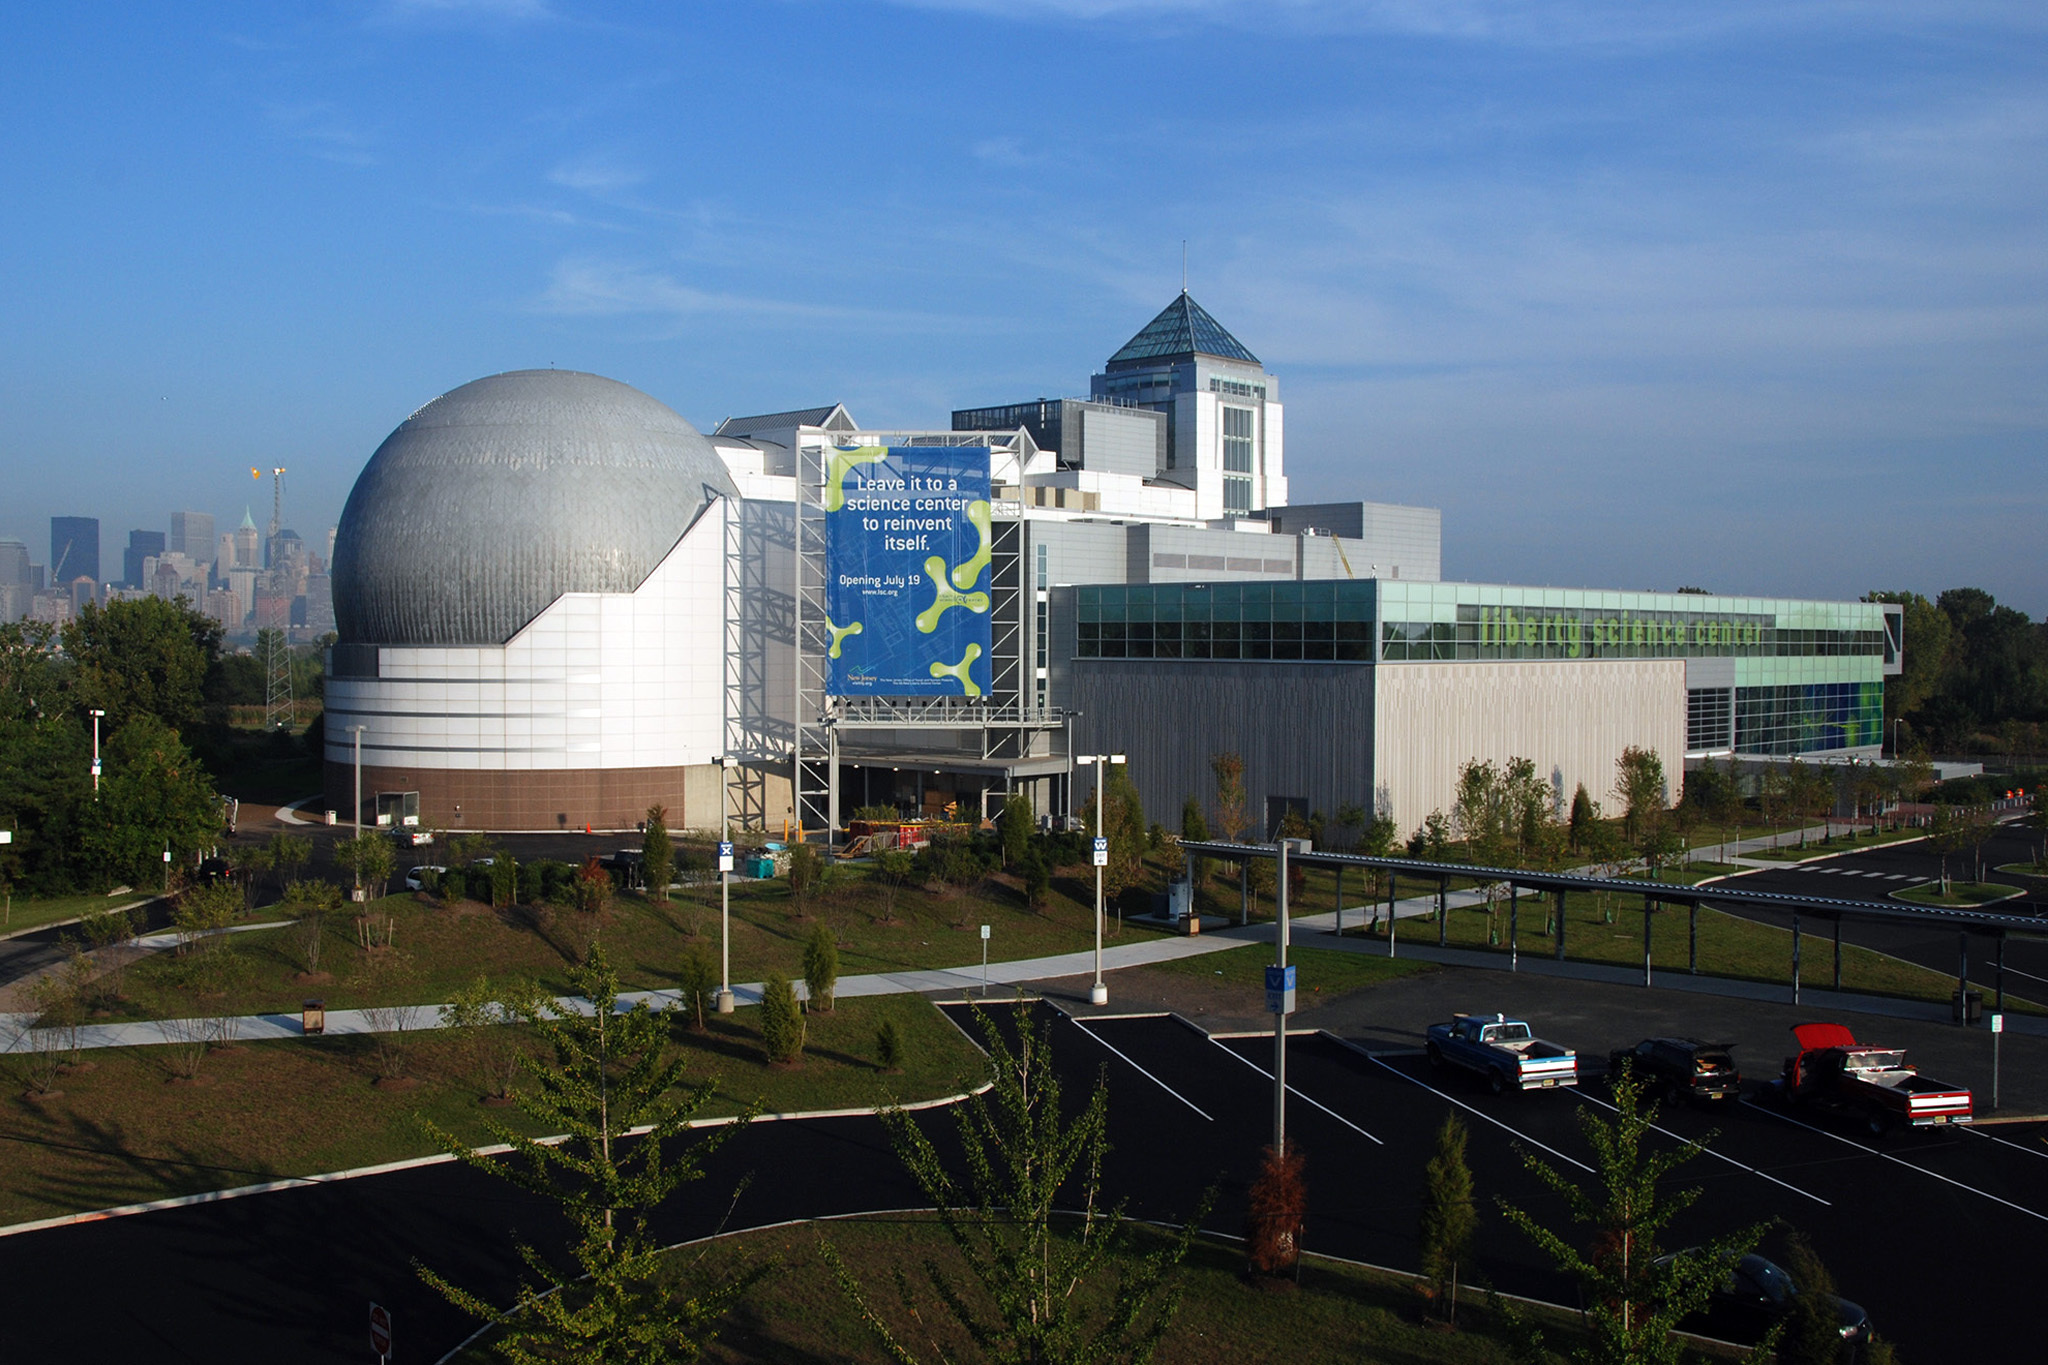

[1068,1020,1214,1122]
[1346,1048,1595,1175]
[1209,1037,1385,1146]
[1743,1100,2048,1223]
[1574,1091,1829,1206]
[1964,1125,2048,1163]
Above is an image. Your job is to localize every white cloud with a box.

[548,154,648,195]
[262,101,378,166]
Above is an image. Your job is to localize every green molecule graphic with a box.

[929,643,983,697]
[823,445,890,513]
[916,554,991,633]
[950,499,993,590]
[826,616,864,659]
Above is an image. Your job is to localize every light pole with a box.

[716,756,737,1014]
[346,724,367,900]
[88,709,105,792]
[1075,752,1125,1007]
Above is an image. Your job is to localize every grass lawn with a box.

[71,858,1179,1025]
[453,1213,1632,1365]
[1736,826,1927,861]
[1335,887,2040,1012]
[0,994,981,1227]
[1891,881,2025,908]
[0,891,153,938]
[1994,863,2048,881]
[1147,942,1436,995]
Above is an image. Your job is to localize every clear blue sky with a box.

[3,1,2042,612]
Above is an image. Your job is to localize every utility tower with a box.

[254,465,294,731]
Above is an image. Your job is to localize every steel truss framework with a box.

[793,438,1062,840]
[1180,840,2047,1010]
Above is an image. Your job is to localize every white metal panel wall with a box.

[324,505,728,773]
[1371,659,1687,835]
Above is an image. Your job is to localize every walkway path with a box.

[11,837,2039,1053]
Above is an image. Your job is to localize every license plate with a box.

[1541,1079,1557,1088]
[1931,1115,1949,1124]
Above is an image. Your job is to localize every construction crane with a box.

[251,465,294,731]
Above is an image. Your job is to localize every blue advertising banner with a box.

[825,446,994,697]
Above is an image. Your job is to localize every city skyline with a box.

[2,3,2043,614]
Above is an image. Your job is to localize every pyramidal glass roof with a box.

[1105,292,1260,367]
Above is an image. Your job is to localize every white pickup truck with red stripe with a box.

[1772,1021,1973,1135]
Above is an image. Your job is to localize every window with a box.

[1034,545,1049,713]
[1222,406,1254,473]
[1223,476,1252,512]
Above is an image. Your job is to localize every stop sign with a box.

[369,1301,392,1357]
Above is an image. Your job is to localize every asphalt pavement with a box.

[1707,827,2048,1003]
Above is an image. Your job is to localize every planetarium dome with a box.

[332,369,737,647]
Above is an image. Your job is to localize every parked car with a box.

[1425,1013,1577,1093]
[1765,1021,1972,1135]
[404,865,448,892]
[1607,1037,1741,1105]
[389,827,435,848]
[1663,1250,1872,1359]
[195,856,237,886]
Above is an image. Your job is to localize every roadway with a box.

[1706,826,2048,1004]
[2,995,2040,1361]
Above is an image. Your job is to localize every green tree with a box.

[759,972,804,1064]
[803,921,839,1012]
[875,1016,904,1072]
[1000,789,1034,871]
[440,974,544,1102]
[1613,746,1667,846]
[1419,1113,1477,1323]
[267,831,311,891]
[787,841,822,917]
[1179,796,1210,886]
[642,804,673,904]
[875,847,915,922]
[677,947,717,1032]
[1568,782,1598,854]
[417,945,766,1363]
[333,832,396,900]
[1498,1063,1768,1365]
[1081,762,1148,904]
[823,1002,1210,1365]
[82,715,223,890]
[1865,590,1953,720]
[1778,1233,1847,1365]
[1021,845,1051,913]
[62,596,222,738]
[1209,751,1248,844]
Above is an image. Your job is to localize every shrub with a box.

[759,973,804,1065]
[488,855,519,909]
[678,947,717,1031]
[642,804,674,902]
[876,1017,904,1072]
[802,922,839,1011]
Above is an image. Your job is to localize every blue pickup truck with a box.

[1425,1014,1578,1093]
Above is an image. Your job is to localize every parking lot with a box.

[1004,999,2048,1362]
[1710,826,2048,1002]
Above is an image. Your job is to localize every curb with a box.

[0,1080,993,1241]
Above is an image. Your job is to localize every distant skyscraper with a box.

[169,511,215,562]
[0,538,29,622]
[123,529,166,588]
[50,516,99,586]
[232,508,261,570]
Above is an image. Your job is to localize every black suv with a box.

[1607,1037,1741,1104]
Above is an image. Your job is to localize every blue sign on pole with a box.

[1265,964,1297,1016]
[824,446,994,697]
[716,841,734,872]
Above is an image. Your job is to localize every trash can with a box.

[303,1000,326,1035]
[1953,989,1984,1025]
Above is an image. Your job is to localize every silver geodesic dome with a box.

[332,370,736,646]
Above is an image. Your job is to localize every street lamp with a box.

[1074,752,1125,1007]
[88,709,105,792]
[346,724,367,900]
[716,756,737,1014]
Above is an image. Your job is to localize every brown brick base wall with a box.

[322,763,704,834]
